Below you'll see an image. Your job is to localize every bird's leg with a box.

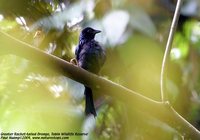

[70,58,78,65]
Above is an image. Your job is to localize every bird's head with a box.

[80,27,101,42]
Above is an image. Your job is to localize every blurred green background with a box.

[0,0,200,139]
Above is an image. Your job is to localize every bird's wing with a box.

[77,41,106,73]
[75,44,82,60]
[92,41,106,67]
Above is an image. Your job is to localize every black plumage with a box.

[75,27,106,117]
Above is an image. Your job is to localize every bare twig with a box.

[160,0,183,102]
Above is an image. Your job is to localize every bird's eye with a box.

[87,29,91,32]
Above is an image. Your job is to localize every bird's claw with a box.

[70,58,78,65]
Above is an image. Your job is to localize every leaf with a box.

[181,0,200,17]
[30,0,95,31]
[0,19,18,31]
[129,6,156,37]
[102,10,130,46]
[166,78,180,103]
[171,32,189,60]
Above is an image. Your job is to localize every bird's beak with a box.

[94,30,101,34]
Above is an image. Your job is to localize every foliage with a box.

[0,0,200,139]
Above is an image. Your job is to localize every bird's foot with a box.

[70,58,78,65]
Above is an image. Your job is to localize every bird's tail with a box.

[84,86,97,117]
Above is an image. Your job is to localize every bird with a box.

[74,27,106,117]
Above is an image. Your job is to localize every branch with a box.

[160,0,183,101]
[0,31,200,139]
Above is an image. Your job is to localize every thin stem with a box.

[160,0,183,102]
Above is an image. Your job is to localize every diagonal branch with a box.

[160,0,183,102]
[0,30,200,139]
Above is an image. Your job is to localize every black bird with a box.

[75,27,106,117]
